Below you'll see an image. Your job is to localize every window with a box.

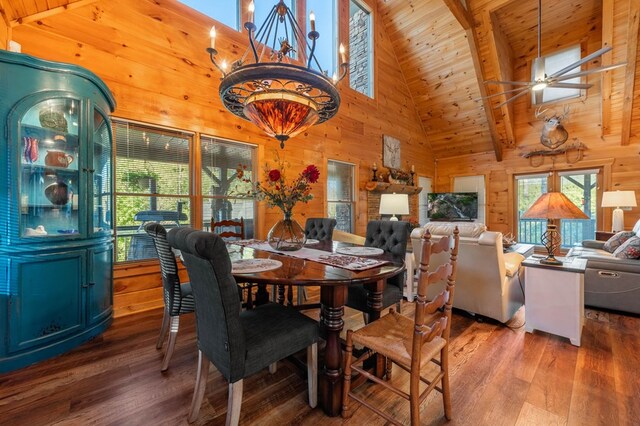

[418,176,433,225]
[114,121,192,262]
[453,175,486,224]
[306,0,338,76]
[178,0,240,30]
[532,45,582,105]
[516,170,598,247]
[201,136,256,237]
[327,160,355,232]
[349,0,373,97]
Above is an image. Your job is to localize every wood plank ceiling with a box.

[378,0,497,159]
[0,0,91,25]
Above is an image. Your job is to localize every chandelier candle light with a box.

[521,192,589,265]
[207,0,349,148]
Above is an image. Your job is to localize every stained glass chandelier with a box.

[207,0,348,148]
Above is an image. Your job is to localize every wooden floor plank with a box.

[0,292,639,426]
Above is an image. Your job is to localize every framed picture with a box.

[383,135,401,169]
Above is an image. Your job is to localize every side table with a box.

[523,256,587,346]
[595,231,616,241]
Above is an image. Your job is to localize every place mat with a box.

[231,258,283,274]
[336,246,384,256]
[305,239,320,245]
[230,240,389,271]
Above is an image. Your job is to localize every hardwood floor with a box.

[1,289,638,426]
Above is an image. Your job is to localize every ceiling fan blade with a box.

[478,86,531,101]
[551,63,627,81]
[548,46,613,78]
[485,80,532,86]
[494,88,531,109]
[548,82,593,89]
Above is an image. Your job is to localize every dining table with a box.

[226,239,405,417]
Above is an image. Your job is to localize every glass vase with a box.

[267,212,306,251]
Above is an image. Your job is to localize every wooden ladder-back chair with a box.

[211,217,245,240]
[342,227,460,425]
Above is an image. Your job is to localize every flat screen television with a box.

[427,192,478,221]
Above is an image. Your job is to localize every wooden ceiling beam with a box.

[9,0,99,27]
[486,10,515,147]
[442,0,473,30]
[621,0,640,146]
[601,0,614,137]
[444,0,503,161]
[0,0,13,26]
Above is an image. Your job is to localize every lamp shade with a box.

[601,190,637,208]
[521,192,589,220]
[379,193,409,215]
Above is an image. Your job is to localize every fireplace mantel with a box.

[365,181,423,195]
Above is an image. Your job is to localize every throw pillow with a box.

[603,231,636,253]
[613,236,640,259]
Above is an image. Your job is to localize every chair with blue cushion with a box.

[346,220,411,321]
[144,222,195,372]
[167,227,319,424]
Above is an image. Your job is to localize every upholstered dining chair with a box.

[346,220,411,321]
[211,217,255,308]
[144,223,195,372]
[342,227,460,425]
[304,217,337,241]
[167,227,319,425]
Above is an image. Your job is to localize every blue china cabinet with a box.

[0,50,116,372]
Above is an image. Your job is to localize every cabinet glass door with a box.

[19,98,81,238]
[92,109,112,235]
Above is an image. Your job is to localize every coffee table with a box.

[522,256,587,346]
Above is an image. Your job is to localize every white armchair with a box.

[410,222,525,323]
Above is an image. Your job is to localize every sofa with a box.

[567,219,640,315]
[410,222,525,323]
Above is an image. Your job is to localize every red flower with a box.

[268,169,281,182]
[302,165,320,183]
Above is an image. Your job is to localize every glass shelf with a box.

[19,98,81,238]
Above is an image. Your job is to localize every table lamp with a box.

[601,190,637,232]
[379,193,409,221]
[521,192,589,265]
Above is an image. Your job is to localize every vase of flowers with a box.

[237,155,320,251]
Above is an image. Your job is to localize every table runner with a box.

[230,240,390,271]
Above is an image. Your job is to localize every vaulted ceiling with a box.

[3,0,632,161]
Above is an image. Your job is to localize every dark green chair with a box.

[167,227,319,424]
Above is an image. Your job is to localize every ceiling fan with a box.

[484,0,626,109]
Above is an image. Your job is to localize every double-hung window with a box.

[327,160,355,232]
[200,136,256,237]
[113,121,192,262]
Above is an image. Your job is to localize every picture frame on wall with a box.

[383,135,401,169]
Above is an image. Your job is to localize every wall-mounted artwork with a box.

[383,135,400,169]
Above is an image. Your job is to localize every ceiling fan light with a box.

[532,81,548,91]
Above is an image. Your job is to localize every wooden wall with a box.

[8,0,433,316]
[0,12,8,48]
[436,0,640,235]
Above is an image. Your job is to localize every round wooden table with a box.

[228,240,405,417]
